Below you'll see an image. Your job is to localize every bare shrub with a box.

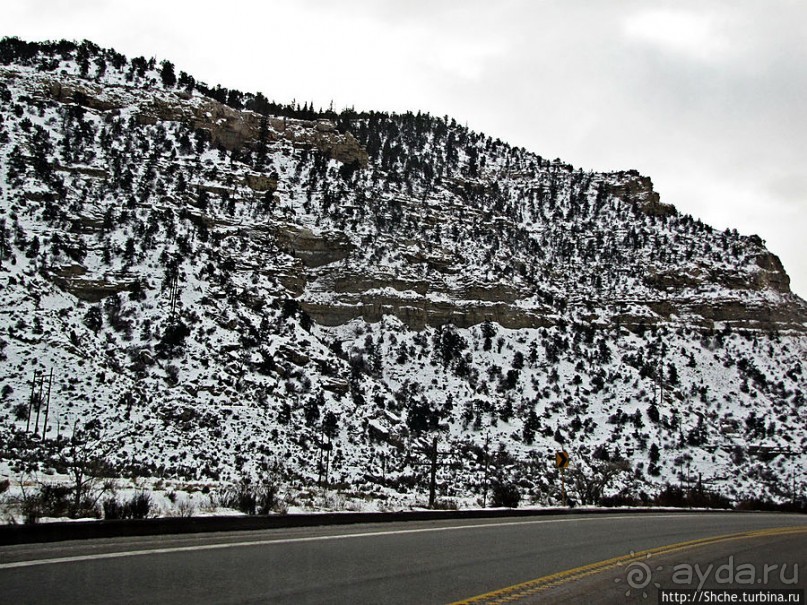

[220,476,282,515]
[176,496,195,518]
[102,491,153,520]
[569,459,631,506]
[18,481,101,523]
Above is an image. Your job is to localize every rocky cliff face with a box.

[0,39,804,507]
[288,167,805,333]
[5,54,803,333]
[38,68,368,168]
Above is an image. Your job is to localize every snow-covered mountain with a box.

[0,38,804,513]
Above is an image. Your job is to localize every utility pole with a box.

[317,425,324,487]
[168,273,179,320]
[660,333,665,406]
[428,436,438,509]
[26,369,38,433]
[325,432,332,487]
[40,368,53,437]
[317,419,334,487]
[655,331,665,407]
[685,462,692,502]
[42,368,53,437]
[317,422,326,487]
[34,371,46,436]
[482,433,490,508]
[412,435,449,509]
[34,368,53,439]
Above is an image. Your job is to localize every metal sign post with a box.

[555,450,570,507]
[561,467,566,507]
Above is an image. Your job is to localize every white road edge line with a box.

[0,514,704,570]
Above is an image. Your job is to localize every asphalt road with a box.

[528,527,806,604]
[1,512,805,604]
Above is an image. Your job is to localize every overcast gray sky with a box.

[6,0,807,299]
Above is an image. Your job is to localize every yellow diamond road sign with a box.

[555,450,570,469]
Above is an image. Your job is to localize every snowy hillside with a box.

[0,38,804,517]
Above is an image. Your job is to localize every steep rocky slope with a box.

[0,39,804,511]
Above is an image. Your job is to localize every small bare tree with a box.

[56,421,127,517]
[569,459,631,506]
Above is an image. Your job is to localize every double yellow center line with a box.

[450,525,807,604]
